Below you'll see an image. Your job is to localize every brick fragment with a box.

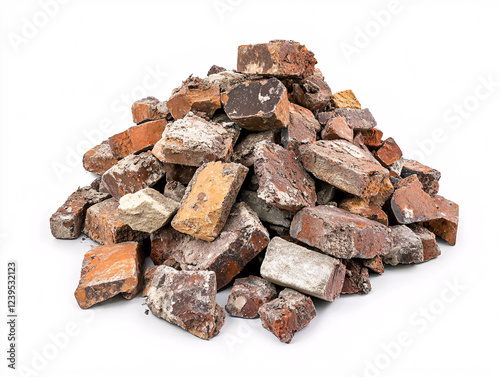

[374,137,403,167]
[203,71,247,92]
[146,266,225,340]
[237,40,317,78]
[331,89,362,109]
[152,113,239,166]
[290,205,392,259]
[163,181,186,202]
[207,65,226,75]
[131,97,169,124]
[231,130,280,167]
[224,78,290,131]
[353,132,371,153]
[299,140,389,198]
[332,108,376,130]
[82,142,119,175]
[389,157,404,176]
[261,237,346,301]
[83,199,148,245]
[291,69,332,111]
[118,188,180,233]
[127,120,168,153]
[164,163,197,185]
[225,276,277,318]
[359,128,383,148]
[150,226,186,267]
[422,195,459,245]
[172,162,248,241]
[282,104,320,155]
[254,142,316,212]
[339,197,389,226]
[383,225,424,266]
[141,265,158,297]
[50,179,110,239]
[369,176,394,207]
[342,259,371,295]
[321,116,353,142]
[75,242,144,308]
[258,288,316,343]
[408,224,441,261]
[239,190,292,227]
[167,76,221,120]
[100,151,165,200]
[362,255,385,274]
[401,159,441,196]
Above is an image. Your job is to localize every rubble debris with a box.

[331,90,362,109]
[291,69,332,111]
[321,115,353,142]
[342,259,371,295]
[383,225,424,266]
[374,137,403,167]
[131,97,169,124]
[409,224,441,261]
[231,130,280,167]
[401,159,441,196]
[225,276,277,318]
[281,103,320,155]
[422,195,459,245]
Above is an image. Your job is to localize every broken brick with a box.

[127,119,168,153]
[74,241,144,309]
[401,159,441,196]
[261,237,346,301]
[409,224,441,261]
[342,259,371,295]
[389,157,404,176]
[239,190,292,228]
[231,130,280,167]
[141,265,158,297]
[149,226,186,267]
[331,89,362,109]
[82,141,119,175]
[369,176,394,207]
[362,255,385,274]
[422,195,459,245]
[254,142,316,212]
[359,128,383,148]
[131,97,169,124]
[374,137,403,167]
[299,140,389,198]
[321,116,353,142]
[224,78,290,131]
[339,197,389,226]
[291,69,332,111]
[282,104,319,155]
[237,40,317,78]
[290,205,392,259]
[353,131,371,153]
[146,266,225,340]
[258,288,316,343]
[171,162,248,241]
[383,225,424,266]
[332,108,376,130]
[225,276,277,318]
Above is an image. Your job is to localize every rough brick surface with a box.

[50,179,110,239]
[369,176,394,207]
[172,162,248,241]
[258,288,316,343]
[254,142,316,212]
[290,205,392,259]
[224,78,290,131]
[281,104,319,155]
[383,225,424,266]
[261,237,346,301]
[342,259,371,295]
[422,195,459,245]
[299,140,389,198]
[127,120,168,153]
[149,226,186,267]
[100,151,165,200]
[331,90,362,109]
[339,197,389,226]
[321,116,353,142]
[75,242,144,309]
[291,69,331,111]
[374,137,403,167]
[146,266,225,340]
[239,190,292,227]
[360,128,383,148]
[401,159,441,196]
[141,265,158,297]
[237,40,317,78]
[409,224,441,261]
[225,276,277,318]
[82,142,120,175]
[362,255,385,274]
[332,108,376,130]
[203,71,247,92]
[231,130,280,167]
[131,97,169,124]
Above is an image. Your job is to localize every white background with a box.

[1,1,499,376]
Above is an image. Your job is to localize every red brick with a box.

[321,116,353,142]
[362,255,385,274]
[225,276,277,318]
[282,103,319,155]
[401,159,441,196]
[231,130,280,167]
[422,195,459,245]
[291,69,331,111]
[409,224,441,261]
[360,128,383,148]
[342,260,371,295]
[339,197,389,226]
[374,137,403,167]
[332,108,376,130]
[131,97,169,124]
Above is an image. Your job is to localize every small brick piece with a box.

[152,113,239,167]
[163,181,186,202]
[239,190,292,228]
[261,237,346,301]
[331,90,362,109]
[203,71,247,92]
[321,116,353,142]
[409,224,441,261]
[254,142,316,212]
[82,142,119,175]
[389,157,404,176]
[127,120,168,153]
[167,76,221,120]
[224,78,290,131]
[390,178,440,224]
[231,130,280,167]
[353,132,371,153]
[50,179,110,239]
[342,260,371,295]
[360,128,383,148]
[383,225,424,266]
[290,205,392,259]
[100,151,165,200]
[369,176,394,207]
[258,288,316,344]
[282,104,320,155]
[118,188,180,233]
[291,69,332,111]
[332,108,376,130]
[362,255,385,274]
[339,197,389,226]
[299,140,389,198]
[146,266,225,340]
[164,163,198,185]
[172,162,248,241]
[401,159,441,196]
[374,138,403,167]
[150,226,186,267]
[237,40,317,78]
[141,265,158,297]
[131,97,169,124]
[225,277,278,318]
[83,199,147,245]
[422,195,459,245]
[74,242,144,309]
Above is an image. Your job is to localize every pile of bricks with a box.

[50,40,459,343]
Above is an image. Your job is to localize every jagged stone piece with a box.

[146,266,225,340]
[261,237,346,301]
[290,205,392,259]
[291,69,332,111]
[74,242,144,309]
[239,190,292,227]
[299,139,389,198]
[224,78,290,131]
[342,259,371,295]
[231,130,280,167]
[171,162,248,241]
[225,276,277,318]
[360,128,383,148]
[369,176,394,207]
[118,188,180,233]
[390,178,440,224]
[409,224,441,261]
[83,142,119,175]
[331,90,362,109]
[383,225,424,266]
[50,179,110,239]
[258,288,316,343]
[332,108,376,130]
[321,116,353,142]
[374,137,403,167]
[422,195,459,246]
[282,103,319,155]
[254,142,316,212]
[401,159,441,196]
[131,97,169,124]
